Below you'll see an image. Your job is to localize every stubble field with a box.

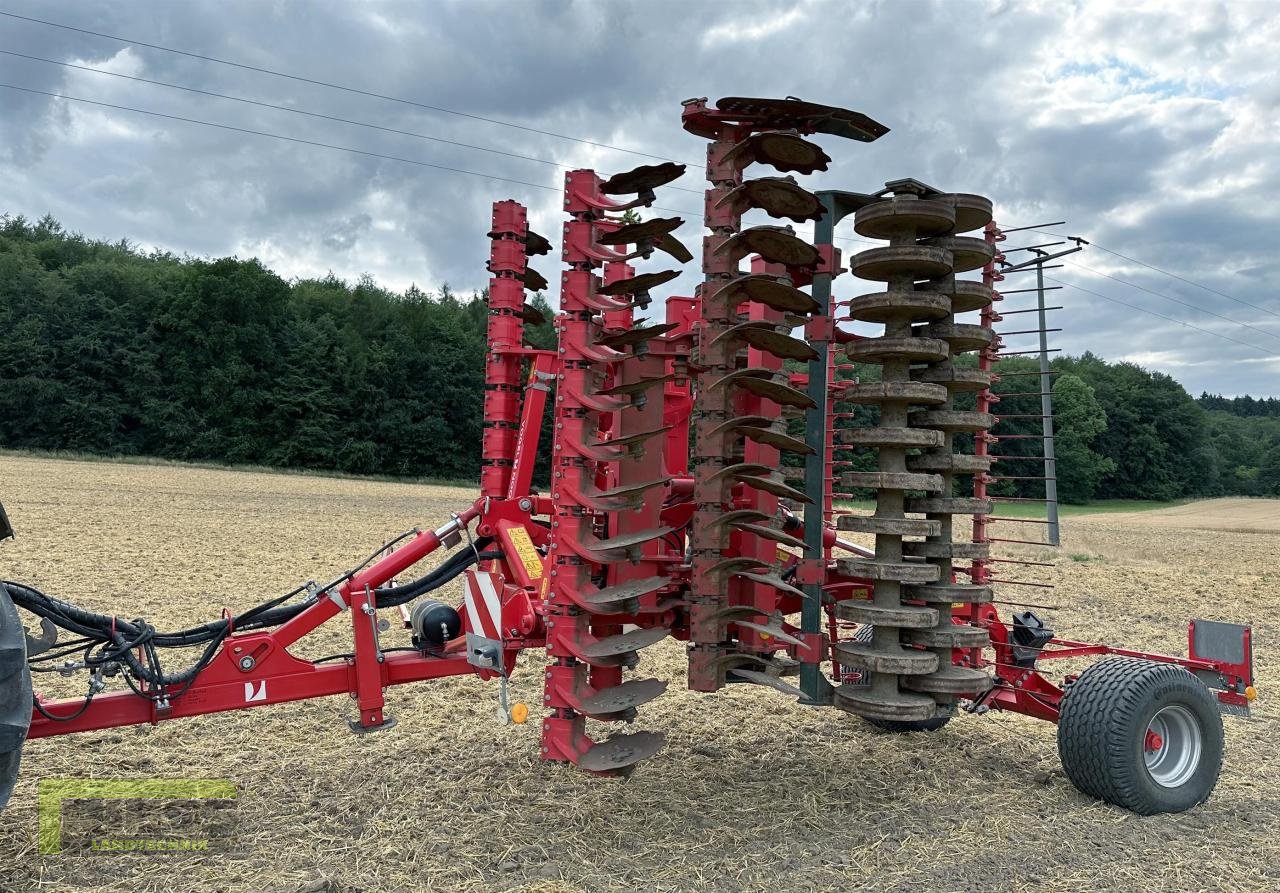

[0,454,1276,892]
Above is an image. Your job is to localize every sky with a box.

[1,0,1278,397]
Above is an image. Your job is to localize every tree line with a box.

[2,214,1277,503]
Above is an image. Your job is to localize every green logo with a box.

[38,778,238,854]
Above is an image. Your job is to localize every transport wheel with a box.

[1057,657,1223,815]
[0,582,32,811]
[847,625,954,733]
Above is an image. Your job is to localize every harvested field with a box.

[1099,497,1280,535]
[0,454,1277,892]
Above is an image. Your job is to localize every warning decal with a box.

[506,525,545,581]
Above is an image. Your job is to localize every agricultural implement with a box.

[0,97,1256,817]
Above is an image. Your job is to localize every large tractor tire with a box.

[847,625,954,733]
[0,582,32,811]
[1058,658,1223,815]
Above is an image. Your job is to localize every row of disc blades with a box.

[688,121,846,695]
[833,189,999,723]
[544,163,689,775]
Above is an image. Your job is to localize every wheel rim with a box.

[1143,705,1202,788]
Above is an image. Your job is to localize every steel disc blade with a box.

[719,176,824,222]
[596,425,673,449]
[733,621,804,648]
[597,217,683,246]
[706,275,819,314]
[723,129,831,175]
[578,678,669,716]
[711,321,817,361]
[518,303,546,325]
[522,267,549,292]
[596,374,675,397]
[708,555,770,576]
[524,229,553,256]
[579,626,670,659]
[578,576,672,610]
[655,233,693,263]
[589,526,676,553]
[716,370,816,409]
[596,322,679,349]
[600,162,686,195]
[736,473,810,503]
[598,269,681,297]
[728,668,805,698]
[717,226,819,268]
[577,731,667,773]
[730,521,806,550]
[709,509,772,529]
[735,571,804,598]
[715,96,890,142]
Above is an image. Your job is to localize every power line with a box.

[0,49,706,196]
[1063,258,1280,347]
[0,8,702,168]
[1044,275,1278,358]
[1017,223,1280,323]
[0,83,562,194]
[1091,242,1280,322]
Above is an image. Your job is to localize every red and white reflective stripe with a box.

[464,570,503,641]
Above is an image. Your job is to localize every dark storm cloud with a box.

[0,0,1276,395]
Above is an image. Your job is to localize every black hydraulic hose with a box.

[372,541,500,608]
[3,533,507,696]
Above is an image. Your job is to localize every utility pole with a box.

[998,224,1085,547]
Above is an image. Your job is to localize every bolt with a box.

[239,656,255,671]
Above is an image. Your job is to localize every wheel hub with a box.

[1143,705,1202,788]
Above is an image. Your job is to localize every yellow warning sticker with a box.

[507,525,545,581]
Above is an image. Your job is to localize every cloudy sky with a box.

[1,0,1277,396]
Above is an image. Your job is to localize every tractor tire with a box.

[847,624,954,733]
[1057,657,1223,815]
[0,582,32,812]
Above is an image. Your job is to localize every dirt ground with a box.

[0,454,1276,893]
[1101,497,1280,534]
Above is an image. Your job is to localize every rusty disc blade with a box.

[715,97,890,142]
[716,369,816,409]
[596,425,672,449]
[577,731,667,773]
[719,176,824,222]
[711,321,817,361]
[589,525,675,554]
[728,668,805,698]
[524,229,552,256]
[596,322,679,349]
[600,162,686,195]
[522,267,549,292]
[578,678,669,717]
[598,269,681,297]
[656,232,693,263]
[518,303,546,325]
[708,555,769,577]
[597,216,683,246]
[706,275,819,314]
[731,521,806,550]
[579,576,671,610]
[707,414,803,448]
[733,621,804,648]
[736,571,804,598]
[710,508,772,529]
[580,626,670,660]
[589,478,669,501]
[737,473,810,503]
[723,129,831,175]
[596,374,675,397]
[717,226,820,268]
